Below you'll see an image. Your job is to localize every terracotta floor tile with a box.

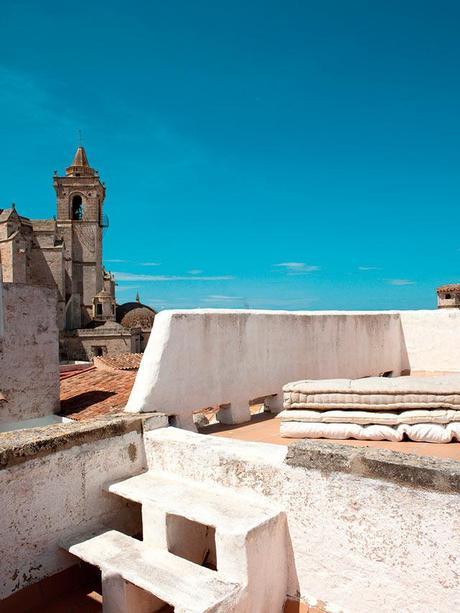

[203,413,460,461]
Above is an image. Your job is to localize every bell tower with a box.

[53,147,107,329]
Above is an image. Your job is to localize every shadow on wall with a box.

[399,317,410,375]
[59,335,88,362]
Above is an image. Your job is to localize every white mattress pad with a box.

[283,375,460,410]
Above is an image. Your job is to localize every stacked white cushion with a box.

[280,375,460,443]
[277,408,460,425]
[280,421,460,443]
[283,375,460,410]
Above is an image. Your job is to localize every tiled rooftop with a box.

[93,353,143,371]
[59,353,142,419]
[60,368,136,420]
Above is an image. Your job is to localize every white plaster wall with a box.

[144,428,460,613]
[0,430,146,599]
[127,310,404,421]
[0,283,60,424]
[400,309,460,373]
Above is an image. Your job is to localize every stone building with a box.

[0,254,60,427]
[0,146,156,360]
[436,284,460,308]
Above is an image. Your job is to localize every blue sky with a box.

[1,1,460,310]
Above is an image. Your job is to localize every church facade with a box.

[0,146,155,360]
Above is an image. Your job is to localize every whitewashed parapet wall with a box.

[144,428,460,613]
[399,309,460,373]
[126,309,406,426]
[0,416,168,600]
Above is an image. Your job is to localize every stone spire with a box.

[66,146,96,177]
[135,291,141,303]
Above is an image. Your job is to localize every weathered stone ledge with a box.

[0,412,168,470]
[286,440,460,493]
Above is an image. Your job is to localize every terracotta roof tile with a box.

[437,284,460,293]
[60,366,95,380]
[93,353,143,371]
[60,369,136,420]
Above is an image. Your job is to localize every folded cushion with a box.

[283,375,460,411]
[280,421,460,443]
[276,408,460,425]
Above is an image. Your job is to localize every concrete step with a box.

[66,529,242,613]
[107,471,279,534]
[106,467,289,613]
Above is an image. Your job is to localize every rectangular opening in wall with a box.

[123,580,172,611]
[166,514,217,571]
[91,346,106,357]
[126,500,143,542]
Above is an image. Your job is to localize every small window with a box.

[71,195,83,220]
[92,346,104,357]
[445,293,451,299]
[95,303,103,316]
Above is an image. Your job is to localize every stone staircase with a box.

[64,470,289,612]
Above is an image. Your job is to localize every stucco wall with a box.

[400,309,460,373]
[126,309,405,424]
[0,420,149,600]
[0,283,60,424]
[144,428,460,613]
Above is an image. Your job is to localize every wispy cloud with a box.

[274,262,320,274]
[188,269,203,275]
[105,259,161,266]
[386,279,416,286]
[202,295,244,302]
[114,272,234,282]
[116,285,140,292]
[358,266,380,271]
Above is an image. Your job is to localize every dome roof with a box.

[116,301,156,329]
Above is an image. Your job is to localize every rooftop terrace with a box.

[204,412,460,461]
[2,308,460,612]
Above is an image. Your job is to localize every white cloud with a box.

[114,272,234,282]
[202,295,243,302]
[274,262,320,273]
[387,279,416,286]
[358,266,380,271]
[188,269,203,275]
[106,259,161,266]
[116,285,139,292]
